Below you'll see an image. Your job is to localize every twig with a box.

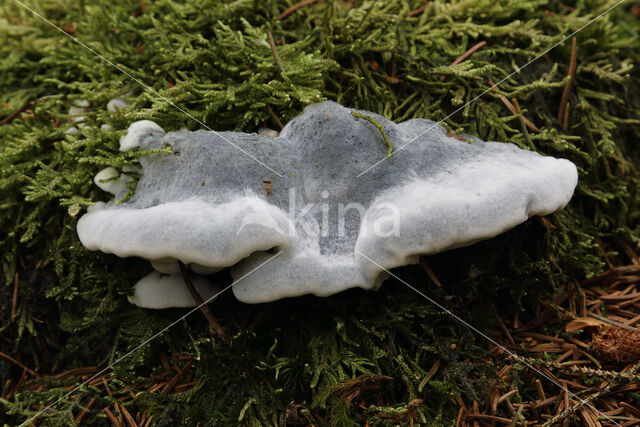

[535,379,547,401]
[409,1,428,17]
[441,41,486,82]
[103,408,122,426]
[0,100,32,126]
[266,104,284,129]
[419,257,442,287]
[11,272,18,322]
[74,397,97,424]
[536,216,556,229]
[562,101,570,129]
[120,404,138,427]
[177,262,230,344]
[465,414,514,424]
[557,37,578,127]
[493,308,515,345]
[279,0,319,19]
[265,29,284,73]
[512,98,534,149]
[0,352,38,377]
[489,80,539,131]
[161,360,193,394]
[498,389,518,404]
[450,41,487,66]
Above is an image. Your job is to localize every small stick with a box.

[465,414,514,424]
[6,368,27,399]
[409,1,428,17]
[536,216,556,229]
[498,389,518,404]
[562,101,570,129]
[535,379,547,403]
[120,404,138,427]
[455,406,465,427]
[557,37,578,126]
[279,0,319,19]
[161,360,193,394]
[450,41,487,67]
[103,408,122,426]
[178,262,230,343]
[471,400,479,427]
[11,272,18,322]
[441,41,487,82]
[74,397,97,424]
[0,352,38,377]
[489,81,539,131]
[493,308,515,345]
[419,257,442,287]
[265,29,284,73]
[512,98,534,149]
[0,100,32,126]
[266,104,284,129]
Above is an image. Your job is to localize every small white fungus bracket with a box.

[77,101,578,308]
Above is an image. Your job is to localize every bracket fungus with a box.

[77,101,578,307]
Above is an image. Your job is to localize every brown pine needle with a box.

[537,216,556,229]
[451,41,487,67]
[558,37,578,126]
[178,262,230,344]
[419,257,442,287]
[493,309,515,345]
[120,404,138,427]
[441,41,487,81]
[489,80,539,131]
[0,352,38,377]
[103,407,122,426]
[535,379,547,401]
[409,1,428,17]
[279,0,319,19]
[161,360,193,394]
[0,100,32,126]
[265,29,284,73]
[11,272,18,322]
[562,101,571,129]
[266,104,284,129]
[74,397,97,424]
[465,414,515,424]
[512,97,534,149]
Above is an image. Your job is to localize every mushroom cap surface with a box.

[78,101,578,304]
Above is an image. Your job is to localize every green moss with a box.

[350,110,394,157]
[1,0,639,425]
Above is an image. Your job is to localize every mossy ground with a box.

[1,0,639,425]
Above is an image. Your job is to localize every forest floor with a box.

[1,0,640,425]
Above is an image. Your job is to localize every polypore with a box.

[77,101,578,308]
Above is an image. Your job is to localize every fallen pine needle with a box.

[279,0,319,19]
[557,37,578,127]
[441,41,487,81]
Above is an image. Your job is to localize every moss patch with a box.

[1,0,639,425]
